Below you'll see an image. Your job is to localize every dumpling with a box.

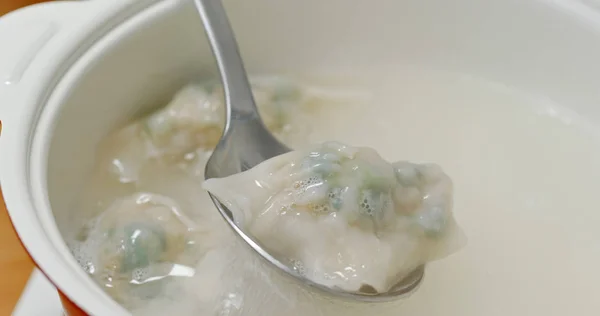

[71,192,199,306]
[203,141,466,294]
[96,77,340,183]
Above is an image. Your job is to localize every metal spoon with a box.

[195,0,424,302]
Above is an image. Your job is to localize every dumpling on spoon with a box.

[202,141,465,294]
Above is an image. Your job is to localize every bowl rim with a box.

[0,0,174,314]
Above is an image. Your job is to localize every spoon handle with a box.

[194,0,259,123]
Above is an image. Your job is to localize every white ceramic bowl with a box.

[2,0,600,315]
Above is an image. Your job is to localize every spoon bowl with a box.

[196,0,424,302]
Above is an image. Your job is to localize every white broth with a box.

[69,68,600,315]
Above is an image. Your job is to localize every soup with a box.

[68,67,600,315]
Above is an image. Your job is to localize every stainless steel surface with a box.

[195,0,424,302]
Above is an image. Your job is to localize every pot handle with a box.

[0,0,127,126]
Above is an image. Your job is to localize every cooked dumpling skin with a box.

[203,141,466,293]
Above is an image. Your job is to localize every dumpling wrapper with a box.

[203,142,466,293]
